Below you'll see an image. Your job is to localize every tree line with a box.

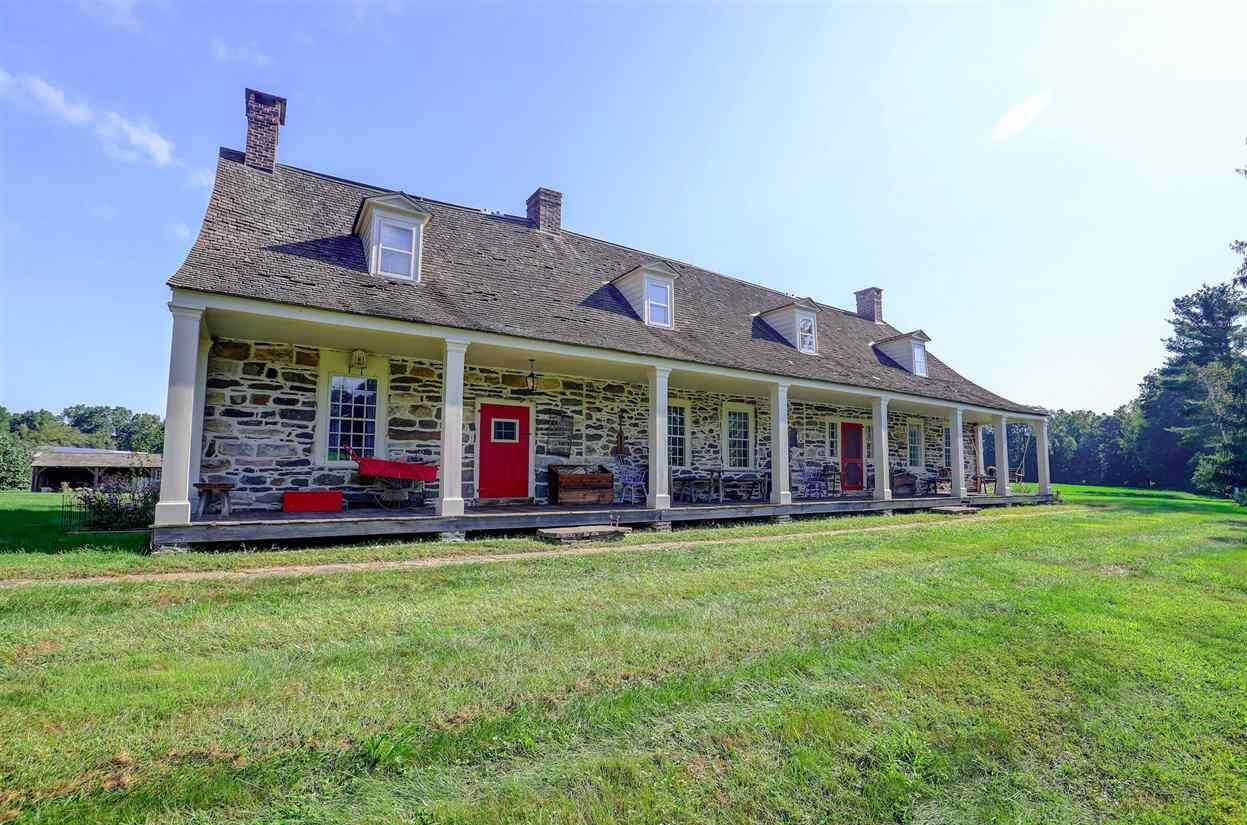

[0,405,165,490]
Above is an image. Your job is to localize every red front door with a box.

[478,403,530,499]
[841,423,864,491]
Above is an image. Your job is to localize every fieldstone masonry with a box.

[199,337,980,511]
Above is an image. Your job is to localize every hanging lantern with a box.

[526,359,538,391]
[349,349,369,375]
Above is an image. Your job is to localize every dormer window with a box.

[378,220,416,278]
[797,310,817,354]
[912,342,928,376]
[759,299,820,354]
[354,193,432,283]
[645,277,673,327]
[872,329,932,376]
[611,260,679,329]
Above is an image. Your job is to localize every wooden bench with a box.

[194,482,235,518]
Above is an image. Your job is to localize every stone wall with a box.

[198,337,982,511]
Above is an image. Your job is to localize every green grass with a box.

[0,486,1243,823]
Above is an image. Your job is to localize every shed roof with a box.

[32,448,162,469]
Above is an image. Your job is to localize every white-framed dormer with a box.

[873,330,932,376]
[758,298,820,355]
[610,260,678,329]
[353,193,432,282]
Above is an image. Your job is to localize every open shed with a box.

[31,448,162,492]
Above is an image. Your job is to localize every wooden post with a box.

[949,407,967,498]
[872,396,891,501]
[769,382,791,505]
[155,304,205,526]
[437,338,469,517]
[993,414,1010,496]
[1037,417,1052,495]
[647,366,671,509]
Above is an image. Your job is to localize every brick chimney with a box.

[244,88,287,173]
[855,287,883,322]
[526,187,562,231]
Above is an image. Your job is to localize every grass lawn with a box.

[0,485,1243,823]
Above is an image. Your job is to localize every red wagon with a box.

[343,446,437,509]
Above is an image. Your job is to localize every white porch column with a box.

[437,338,469,517]
[187,328,211,513]
[1037,417,1052,495]
[975,424,986,476]
[154,304,205,526]
[949,407,967,499]
[993,414,1010,496]
[769,381,792,505]
[647,366,672,509]
[872,396,891,501]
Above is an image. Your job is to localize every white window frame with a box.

[369,212,426,282]
[796,310,817,354]
[826,418,839,459]
[668,399,690,469]
[491,418,520,444]
[865,424,873,460]
[943,425,953,468]
[906,419,924,469]
[315,349,390,467]
[644,275,674,328]
[912,342,928,377]
[721,402,756,470]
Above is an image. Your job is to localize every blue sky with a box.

[2,1,1244,417]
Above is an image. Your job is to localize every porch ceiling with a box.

[205,308,446,361]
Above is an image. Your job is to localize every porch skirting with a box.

[152,493,1055,548]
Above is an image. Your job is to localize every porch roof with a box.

[170,149,1045,416]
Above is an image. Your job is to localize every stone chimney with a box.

[244,88,287,173]
[526,187,562,231]
[855,287,883,322]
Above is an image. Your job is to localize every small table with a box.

[194,482,235,518]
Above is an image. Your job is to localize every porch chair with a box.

[616,462,647,505]
[799,464,828,499]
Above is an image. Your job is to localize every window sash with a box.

[491,418,519,443]
[907,423,923,467]
[645,279,672,327]
[797,314,816,353]
[328,375,379,461]
[913,343,927,376]
[726,408,752,468]
[943,426,952,467]
[827,420,838,458]
[377,219,416,277]
[667,404,687,467]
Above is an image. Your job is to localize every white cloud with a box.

[990,91,1052,143]
[95,111,175,166]
[79,0,144,31]
[165,221,192,241]
[1,69,180,169]
[211,37,272,67]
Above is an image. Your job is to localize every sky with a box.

[1,1,1245,418]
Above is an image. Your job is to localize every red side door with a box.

[478,403,530,499]
[841,423,864,491]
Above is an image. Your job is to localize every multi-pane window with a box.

[645,278,672,327]
[797,312,817,354]
[865,425,872,459]
[668,403,687,467]
[492,419,519,443]
[725,407,753,469]
[827,420,838,457]
[912,342,928,377]
[943,426,953,467]
[907,422,923,467]
[378,221,415,278]
[328,375,378,460]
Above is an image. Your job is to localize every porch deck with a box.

[153,491,1055,547]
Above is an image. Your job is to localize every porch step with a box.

[931,505,980,515]
[536,524,633,545]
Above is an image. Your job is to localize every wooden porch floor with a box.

[153,491,1055,547]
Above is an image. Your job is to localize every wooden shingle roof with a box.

[169,149,1045,415]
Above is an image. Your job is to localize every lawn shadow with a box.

[1061,487,1242,517]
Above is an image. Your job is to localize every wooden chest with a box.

[548,465,615,505]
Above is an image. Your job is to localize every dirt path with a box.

[1,507,1090,589]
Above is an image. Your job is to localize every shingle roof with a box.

[169,148,1045,415]
[32,448,162,469]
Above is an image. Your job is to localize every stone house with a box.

[153,88,1051,538]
